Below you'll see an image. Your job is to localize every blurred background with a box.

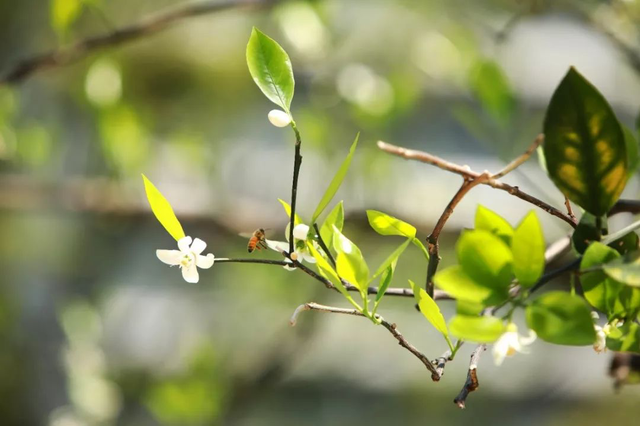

[1,0,640,425]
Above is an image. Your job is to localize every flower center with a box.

[180,253,195,268]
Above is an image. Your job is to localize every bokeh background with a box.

[1,0,640,425]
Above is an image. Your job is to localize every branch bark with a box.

[453,344,486,409]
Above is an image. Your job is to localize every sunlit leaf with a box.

[457,229,513,289]
[512,211,545,288]
[525,291,596,345]
[475,205,514,245]
[449,315,505,343]
[51,0,83,37]
[319,201,343,252]
[409,280,451,345]
[142,174,186,241]
[308,242,355,305]
[246,28,295,112]
[375,264,395,307]
[311,134,358,223]
[543,67,628,216]
[603,251,640,287]
[333,226,369,292]
[366,210,416,238]
[412,238,429,261]
[434,265,508,306]
[371,238,411,280]
[278,198,302,226]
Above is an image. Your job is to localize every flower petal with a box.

[520,330,537,346]
[293,224,310,240]
[191,238,207,255]
[182,264,199,283]
[178,236,193,253]
[300,251,317,264]
[156,250,182,266]
[266,239,289,253]
[197,253,215,269]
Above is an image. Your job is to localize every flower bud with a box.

[293,224,310,240]
[268,109,292,127]
[290,252,299,261]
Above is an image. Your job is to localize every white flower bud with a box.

[268,109,292,127]
[293,224,310,240]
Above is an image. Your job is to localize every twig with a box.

[425,172,491,296]
[0,0,272,85]
[564,197,576,222]
[453,344,486,409]
[313,223,336,267]
[289,302,441,380]
[288,123,303,254]
[377,141,577,228]
[492,134,544,179]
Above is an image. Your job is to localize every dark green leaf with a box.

[366,210,416,238]
[311,134,359,223]
[609,231,639,256]
[543,67,627,216]
[571,213,606,254]
[606,322,640,353]
[246,28,295,112]
[434,265,509,306]
[449,315,505,343]
[525,291,596,345]
[624,126,639,177]
[512,211,545,287]
[457,229,513,289]
[475,205,514,245]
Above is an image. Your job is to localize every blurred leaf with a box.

[99,105,148,173]
[142,174,186,241]
[451,104,494,145]
[609,231,640,256]
[512,211,545,288]
[319,201,343,252]
[475,205,514,245]
[51,0,83,37]
[581,242,622,314]
[525,291,596,345]
[366,210,416,238]
[333,226,369,293]
[434,265,508,306]
[469,59,514,126]
[278,198,302,226]
[603,251,640,287]
[246,28,294,112]
[607,322,640,353]
[537,145,548,173]
[16,124,53,167]
[449,315,505,343]
[543,67,627,216]
[572,213,606,254]
[409,280,452,347]
[624,126,639,177]
[457,229,513,289]
[311,133,358,223]
[371,238,411,280]
[456,300,484,316]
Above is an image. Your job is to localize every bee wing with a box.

[239,232,254,239]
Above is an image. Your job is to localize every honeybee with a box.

[247,228,268,253]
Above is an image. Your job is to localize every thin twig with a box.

[0,0,272,85]
[492,134,544,179]
[453,344,486,409]
[313,223,336,267]
[377,141,577,228]
[289,302,441,379]
[288,123,303,254]
[564,197,576,222]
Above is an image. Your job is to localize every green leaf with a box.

[456,300,484,316]
[581,242,622,314]
[409,280,451,343]
[603,251,640,287]
[307,242,356,306]
[602,220,640,245]
[374,263,395,308]
[434,265,508,306]
[333,226,369,292]
[278,198,302,226]
[606,322,640,353]
[142,174,186,241]
[311,134,359,223]
[412,238,429,261]
[543,67,628,216]
[246,28,295,112]
[624,126,639,177]
[449,315,505,343]
[52,0,83,36]
[319,201,343,252]
[571,212,606,254]
[371,239,411,280]
[469,59,514,126]
[366,210,417,238]
[525,291,596,345]
[457,229,513,289]
[512,211,545,287]
[609,231,639,256]
[475,205,514,245]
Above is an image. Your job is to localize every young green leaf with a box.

[543,67,627,216]
[142,174,186,241]
[333,226,369,292]
[581,242,622,314]
[311,134,359,223]
[278,198,302,226]
[525,291,596,345]
[307,242,358,307]
[434,265,509,306]
[449,315,505,343]
[607,322,640,353]
[366,210,416,238]
[371,238,411,281]
[374,263,395,309]
[512,211,545,288]
[246,28,295,112]
[457,229,513,289]
[475,205,514,245]
[603,251,640,287]
[409,280,452,347]
[412,238,429,260]
[319,201,344,252]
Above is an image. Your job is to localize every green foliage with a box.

[246,28,295,113]
[51,0,83,37]
[469,59,514,127]
[371,239,411,281]
[603,251,640,287]
[308,242,358,308]
[623,126,639,177]
[333,226,369,294]
[319,201,343,253]
[374,264,394,312]
[99,105,148,173]
[511,212,545,288]
[543,67,628,216]
[572,213,606,254]
[607,322,640,352]
[457,230,513,289]
[409,280,453,349]
[142,174,186,241]
[474,205,514,245]
[525,291,595,345]
[311,134,359,223]
[366,210,417,238]
[449,315,505,343]
[278,198,302,226]
[434,265,508,305]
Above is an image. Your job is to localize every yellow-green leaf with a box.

[142,174,185,241]
[409,280,450,340]
[512,211,545,287]
[366,210,416,238]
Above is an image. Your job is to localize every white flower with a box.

[156,236,214,283]
[492,323,537,366]
[268,109,292,127]
[591,312,608,354]
[267,223,317,270]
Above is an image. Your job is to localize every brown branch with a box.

[289,302,441,380]
[564,197,576,222]
[377,141,577,228]
[492,134,543,179]
[0,0,273,85]
[453,344,486,409]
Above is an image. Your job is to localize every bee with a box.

[247,228,268,253]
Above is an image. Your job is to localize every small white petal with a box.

[268,109,292,127]
[197,253,215,269]
[293,224,310,240]
[283,264,297,271]
[492,340,508,366]
[182,264,199,283]
[300,251,317,264]
[267,239,289,253]
[191,238,207,255]
[156,250,182,266]
[178,236,193,253]
[520,330,537,346]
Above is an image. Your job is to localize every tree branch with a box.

[288,123,303,254]
[289,302,441,380]
[0,0,273,85]
[492,134,543,179]
[313,223,336,268]
[453,344,486,409]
